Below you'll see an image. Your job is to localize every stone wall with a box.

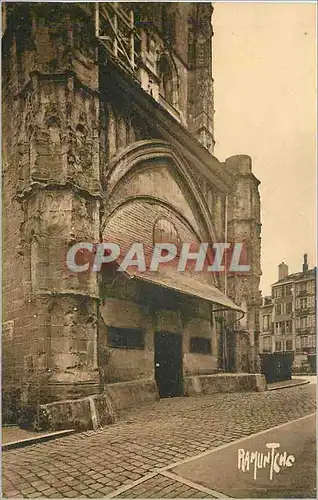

[2,5,101,415]
[184,373,267,397]
[98,280,218,384]
[2,4,262,423]
[225,155,262,372]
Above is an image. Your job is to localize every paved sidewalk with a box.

[172,413,316,498]
[293,375,316,384]
[267,378,309,391]
[2,427,49,445]
[2,427,75,449]
[2,384,316,499]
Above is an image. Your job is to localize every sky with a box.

[212,2,317,295]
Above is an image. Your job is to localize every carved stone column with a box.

[4,4,101,404]
[225,155,262,373]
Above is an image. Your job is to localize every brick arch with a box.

[106,195,203,248]
[103,139,218,245]
[102,197,220,289]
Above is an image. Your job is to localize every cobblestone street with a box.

[2,384,316,499]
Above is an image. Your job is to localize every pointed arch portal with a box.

[99,140,242,396]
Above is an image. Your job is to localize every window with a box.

[273,287,282,299]
[275,341,282,351]
[298,335,316,349]
[275,304,282,315]
[190,337,212,354]
[300,298,308,309]
[281,321,286,334]
[286,320,292,333]
[300,336,309,348]
[285,284,293,296]
[263,337,272,352]
[277,287,282,298]
[158,55,175,105]
[300,316,308,329]
[107,327,145,349]
[263,315,270,332]
[285,340,293,351]
[310,281,315,294]
[286,302,292,314]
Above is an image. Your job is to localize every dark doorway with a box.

[154,332,183,398]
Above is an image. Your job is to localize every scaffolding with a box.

[95,3,141,74]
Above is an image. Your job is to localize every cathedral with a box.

[2,3,263,429]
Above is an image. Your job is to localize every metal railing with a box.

[95,3,141,74]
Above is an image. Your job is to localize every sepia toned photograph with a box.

[1,1,316,499]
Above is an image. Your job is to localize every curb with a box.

[267,380,310,391]
[2,428,75,451]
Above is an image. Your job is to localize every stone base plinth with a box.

[37,392,116,432]
[105,379,159,411]
[28,378,159,431]
[184,373,267,396]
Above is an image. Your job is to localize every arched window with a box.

[158,55,175,106]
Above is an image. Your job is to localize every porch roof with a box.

[124,269,244,313]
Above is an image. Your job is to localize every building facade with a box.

[259,255,316,368]
[2,3,262,420]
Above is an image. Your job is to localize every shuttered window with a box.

[190,337,212,354]
[107,327,145,349]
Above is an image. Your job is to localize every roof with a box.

[272,267,316,286]
[124,268,244,313]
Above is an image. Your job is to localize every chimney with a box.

[278,262,289,281]
[303,253,309,273]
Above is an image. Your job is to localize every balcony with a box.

[295,347,316,355]
[274,330,293,336]
[272,313,293,321]
[96,3,141,75]
[296,328,309,334]
[295,307,315,316]
[296,328,315,334]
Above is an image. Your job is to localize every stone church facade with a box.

[2,3,262,425]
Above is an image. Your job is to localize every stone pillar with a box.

[3,4,101,407]
[187,3,215,153]
[225,155,262,373]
